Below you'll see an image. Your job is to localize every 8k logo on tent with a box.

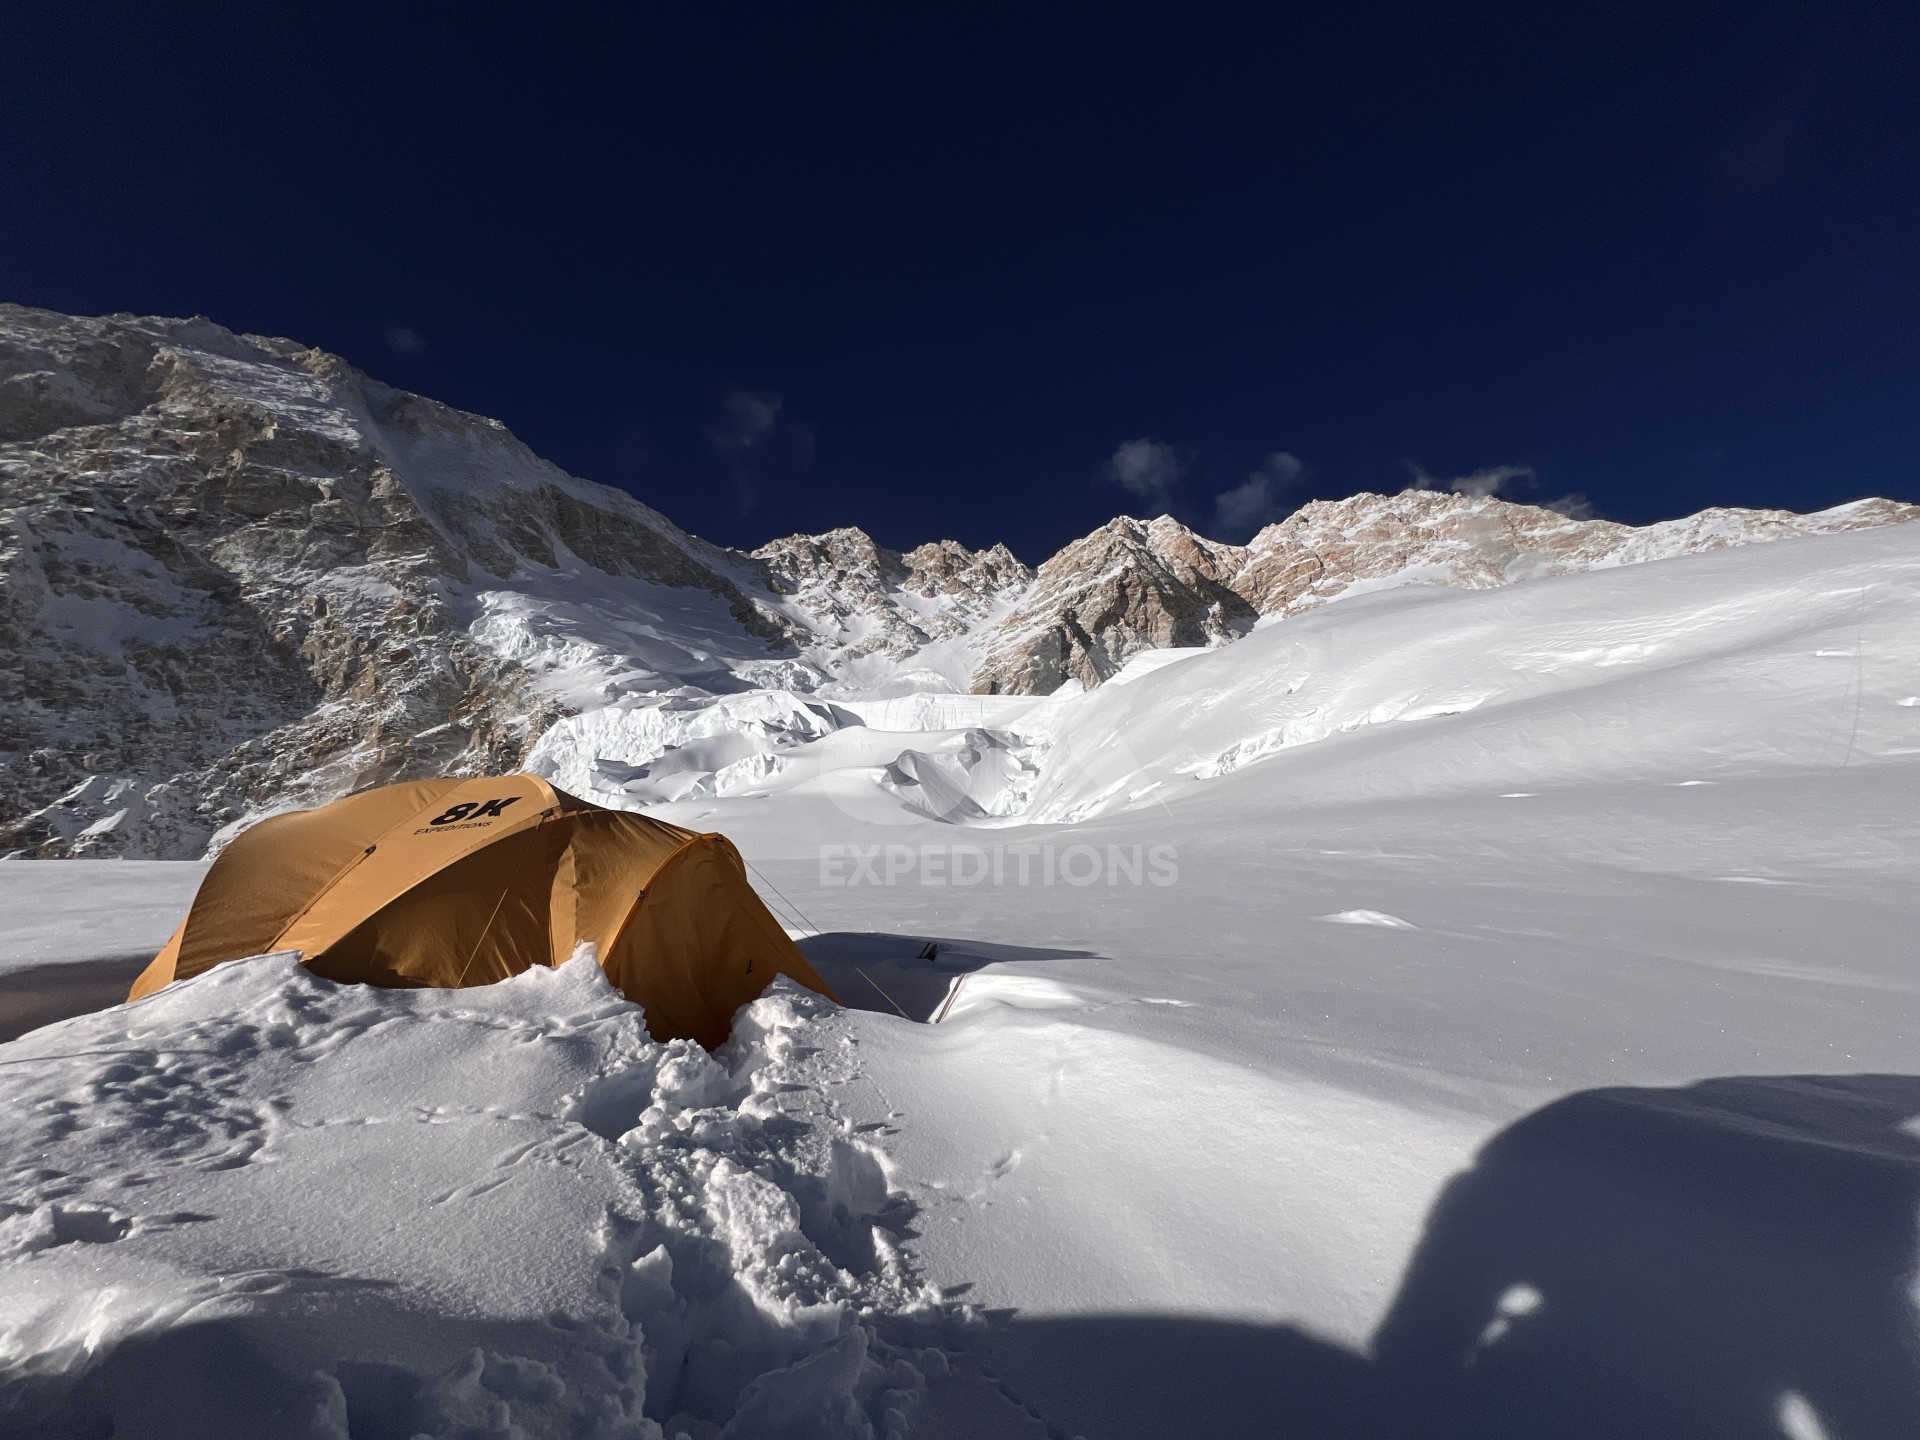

[426,797,521,827]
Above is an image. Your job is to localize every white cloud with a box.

[383,324,424,355]
[1104,438,1188,512]
[1212,451,1304,540]
[1545,492,1596,520]
[1407,462,1535,498]
[707,388,812,514]
[708,388,784,454]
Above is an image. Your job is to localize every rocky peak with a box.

[750,527,1031,674]
[899,539,1032,602]
[969,514,1258,695]
[754,526,908,595]
[1229,490,1597,616]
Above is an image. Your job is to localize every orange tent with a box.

[129,773,835,1048]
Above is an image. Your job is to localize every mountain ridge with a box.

[3,304,1914,856]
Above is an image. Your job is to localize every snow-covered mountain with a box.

[0,306,813,859]
[971,492,1920,692]
[4,303,1914,859]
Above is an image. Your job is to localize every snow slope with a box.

[1010,519,1920,821]
[631,523,1920,1436]
[535,523,1920,835]
[5,524,1920,1436]
[0,860,206,975]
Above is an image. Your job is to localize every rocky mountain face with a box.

[4,304,1915,858]
[0,306,795,858]
[970,516,1257,694]
[752,528,1031,690]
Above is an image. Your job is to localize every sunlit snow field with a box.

[4,525,1919,1438]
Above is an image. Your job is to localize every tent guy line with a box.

[738,852,916,1021]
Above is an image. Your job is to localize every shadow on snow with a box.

[797,931,1095,1024]
[905,1072,1920,1439]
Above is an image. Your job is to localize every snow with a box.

[0,860,205,975]
[524,525,1920,840]
[161,344,366,447]
[1010,525,1920,824]
[1315,909,1418,928]
[7,523,1920,1435]
[0,955,934,1437]
[469,568,822,715]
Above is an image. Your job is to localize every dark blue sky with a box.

[4,2,1916,560]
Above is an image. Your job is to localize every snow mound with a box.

[529,692,1058,826]
[529,691,860,807]
[0,955,938,1439]
[1315,911,1419,929]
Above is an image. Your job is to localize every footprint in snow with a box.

[0,1203,132,1256]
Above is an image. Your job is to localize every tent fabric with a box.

[128,774,836,1049]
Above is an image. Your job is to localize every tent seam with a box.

[450,811,557,988]
[600,831,718,965]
